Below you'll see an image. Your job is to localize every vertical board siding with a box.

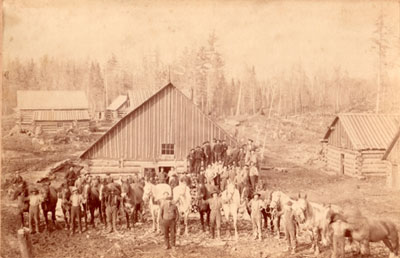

[82,84,237,161]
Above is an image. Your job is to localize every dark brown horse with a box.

[82,181,103,229]
[121,181,144,229]
[39,184,58,231]
[329,208,399,258]
[196,182,211,232]
[12,183,30,228]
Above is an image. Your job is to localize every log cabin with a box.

[321,113,399,177]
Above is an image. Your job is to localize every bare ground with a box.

[1,114,399,258]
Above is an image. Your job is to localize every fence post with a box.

[17,228,33,258]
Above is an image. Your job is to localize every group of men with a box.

[185,138,262,193]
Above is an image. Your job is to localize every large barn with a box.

[382,127,400,189]
[80,83,237,176]
[321,113,400,177]
[17,90,90,133]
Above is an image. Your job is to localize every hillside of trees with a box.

[3,32,399,117]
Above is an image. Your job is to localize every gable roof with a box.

[80,83,237,158]
[127,88,154,112]
[17,91,89,110]
[382,126,400,160]
[106,95,128,111]
[323,113,400,150]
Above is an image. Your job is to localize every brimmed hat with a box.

[254,192,261,197]
[163,191,170,196]
[248,139,253,142]
[71,187,78,193]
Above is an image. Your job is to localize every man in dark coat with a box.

[221,140,228,164]
[203,141,212,166]
[194,146,205,174]
[187,149,195,174]
[213,140,223,162]
[65,168,77,187]
[237,146,246,168]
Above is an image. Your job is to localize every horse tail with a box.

[387,221,399,255]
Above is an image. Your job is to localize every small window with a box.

[161,144,174,155]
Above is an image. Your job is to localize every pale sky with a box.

[3,0,400,80]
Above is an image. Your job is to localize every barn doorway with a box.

[159,166,172,174]
[340,153,345,175]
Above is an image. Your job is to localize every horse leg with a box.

[52,208,57,229]
[176,214,181,236]
[125,212,131,230]
[273,215,280,239]
[62,208,69,230]
[383,238,395,257]
[157,208,162,234]
[43,209,49,231]
[200,211,205,232]
[312,228,321,255]
[151,208,156,232]
[233,213,238,240]
[90,207,96,228]
[207,210,211,230]
[184,212,189,236]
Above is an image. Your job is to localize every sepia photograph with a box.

[1,0,400,257]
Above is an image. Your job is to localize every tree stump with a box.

[17,228,33,258]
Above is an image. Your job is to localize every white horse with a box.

[269,190,298,239]
[173,181,192,236]
[143,182,172,233]
[220,183,241,239]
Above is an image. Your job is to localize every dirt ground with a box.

[1,114,399,258]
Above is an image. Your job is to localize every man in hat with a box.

[249,192,265,241]
[194,146,205,174]
[213,140,223,162]
[187,149,195,174]
[207,189,222,239]
[246,138,255,153]
[70,186,83,235]
[105,187,121,233]
[11,170,24,185]
[238,165,250,194]
[28,188,41,234]
[160,191,179,250]
[221,140,228,163]
[65,167,77,187]
[249,162,259,191]
[157,168,168,184]
[282,201,297,254]
[238,146,246,168]
[202,141,212,167]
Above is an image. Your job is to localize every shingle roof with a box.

[17,91,89,110]
[106,95,128,111]
[324,113,400,150]
[33,110,90,121]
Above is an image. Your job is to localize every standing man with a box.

[70,187,83,235]
[249,192,265,241]
[27,188,41,234]
[237,146,246,168]
[211,138,218,163]
[187,149,195,174]
[207,189,222,239]
[160,191,179,250]
[194,146,205,174]
[105,188,121,233]
[213,140,223,162]
[203,141,212,166]
[221,140,228,164]
[249,162,259,190]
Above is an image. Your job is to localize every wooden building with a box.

[106,95,129,121]
[17,90,90,133]
[80,83,237,175]
[382,127,400,189]
[321,114,400,177]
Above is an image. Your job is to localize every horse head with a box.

[121,182,131,199]
[293,193,309,224]
[269,191,281,211]
[142,181,153,202]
